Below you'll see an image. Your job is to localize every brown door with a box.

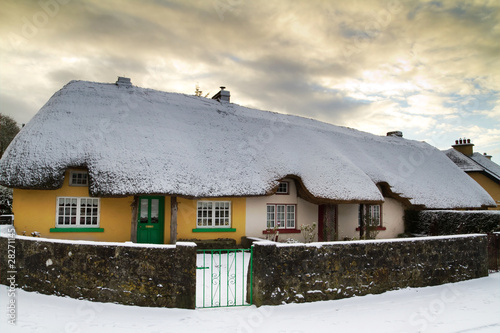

[318,204,337,242]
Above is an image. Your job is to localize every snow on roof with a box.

[470,152,500,181]
[0,80,495,209]
[444,149,500,182]
[444,149,484,172]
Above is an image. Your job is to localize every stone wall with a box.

[0,235,196,309]
[252,235,488,306]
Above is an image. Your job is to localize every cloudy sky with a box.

[1,0,499,163]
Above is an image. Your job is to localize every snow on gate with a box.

[196,249,253,308]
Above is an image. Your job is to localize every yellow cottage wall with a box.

[468,172,500,210]
[12,171,134,242]
[12,170,247,244]
[169,197,246,243]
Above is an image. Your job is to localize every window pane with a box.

[277,182,288,193]
[140,199,149,223]
[150,199,159,223]
[372,205,381,225]
[56,197,99,227]
[286,205,295,228]
[197,201,230,228]
[71,172,88,185]
[276,205,285,228]
[266,205,275,228]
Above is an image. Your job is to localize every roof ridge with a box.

[470,153,500,180]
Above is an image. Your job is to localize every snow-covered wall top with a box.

[0,80,495,208]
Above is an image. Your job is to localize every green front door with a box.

[137,196,165,244]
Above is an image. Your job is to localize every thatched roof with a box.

[0,79,495,209]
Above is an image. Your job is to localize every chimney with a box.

[116,76,132,87]
[387,131,403,138]
[452,138,474,156]
[483,152,492,160]
[212,86,230,103]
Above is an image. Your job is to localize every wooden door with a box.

[318,204,337,242]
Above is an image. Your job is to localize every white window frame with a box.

[267,204,296,229]
[56,197,100,228]
[69,170,89,186]
[196,201,231,228]
[276,181,289,194]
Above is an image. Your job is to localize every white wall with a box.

[246,180,405,242]
[337,204,359,240]
[245,179,318,242]
[337,198,405,240]
[379,197,405,239]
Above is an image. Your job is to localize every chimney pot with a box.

[116,76,132,87]
[452,138,474,156]
[483,152,492,160]
[386,131,403,138]
[212,86,230,103]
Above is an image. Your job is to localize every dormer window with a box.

[69,170,88,186]
[276,181,289,194]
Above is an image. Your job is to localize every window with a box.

[69,171,88,186]
[276,181,289,194]
[56,197,100,227]
[197,201,231,228]
[267,204,296,229]
[358,204,381,227]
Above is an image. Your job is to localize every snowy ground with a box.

[1,273,499,333]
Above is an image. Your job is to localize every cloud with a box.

[0,0,498,163]
[0,92,37,125]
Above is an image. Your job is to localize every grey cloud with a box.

[0,93,36,125]
[1,0,498,163]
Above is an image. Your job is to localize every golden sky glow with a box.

[1,0,499,162]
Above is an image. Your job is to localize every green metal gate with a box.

[196,249,253,308]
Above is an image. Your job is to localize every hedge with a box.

[405,210,500,236]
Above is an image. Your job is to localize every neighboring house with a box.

[0,78,495,245]
[445,139,500,210]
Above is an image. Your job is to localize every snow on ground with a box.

[1,273,499,333]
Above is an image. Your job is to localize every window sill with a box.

[50,228,104,233]
[355,227,386,231]
[262,229,301,234]
[192,228,236,233]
